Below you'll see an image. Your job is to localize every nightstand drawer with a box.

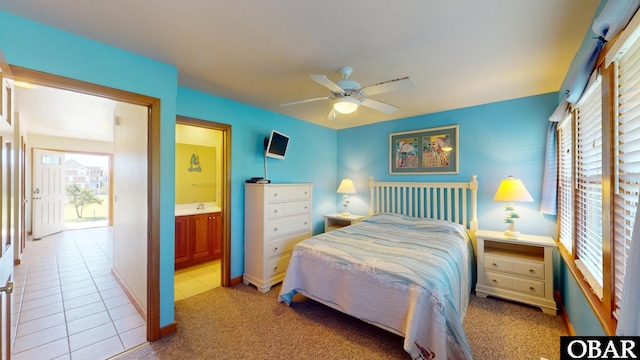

[484,254,512,272]
[484,254,544,280]
[484,270,545,298]
[512,260,544,280]
[484,270,513,289]
[512,278,544,297]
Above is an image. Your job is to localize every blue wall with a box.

[337,93,558,237]
[0,11,338,329]
[0,8,605,337]
[176,87,338,275]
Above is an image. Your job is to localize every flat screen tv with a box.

[265,130,290,160]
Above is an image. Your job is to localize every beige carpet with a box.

[114,284,567,360]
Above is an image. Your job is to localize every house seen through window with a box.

[64,153,110,229]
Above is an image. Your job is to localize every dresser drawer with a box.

[268,200,310,219]
[266,254,292,278]
[485,254,544,280]
[266,232,309,259]
[266,186,311,204]
[266,215,310,240]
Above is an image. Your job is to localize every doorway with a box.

[10,66,163,343]
[176,116,231,289]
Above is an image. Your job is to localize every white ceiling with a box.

[2,0,599,137]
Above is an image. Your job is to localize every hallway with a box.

[11,227,146,359]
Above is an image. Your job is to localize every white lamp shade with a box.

[333,97,359,114]
[337,178,357,194]
[493,176,534,202]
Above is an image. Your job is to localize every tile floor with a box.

[11,227,147,360]
[174,260,221,301]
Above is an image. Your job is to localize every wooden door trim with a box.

[176,116,231,287]
[9,66,162,341]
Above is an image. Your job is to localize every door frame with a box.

[176,116,231,287]
[10,66,163,341]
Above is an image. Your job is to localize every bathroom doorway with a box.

[174,116,231,298]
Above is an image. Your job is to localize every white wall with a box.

[112,103,148,313]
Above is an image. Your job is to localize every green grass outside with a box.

[64,194,109,223]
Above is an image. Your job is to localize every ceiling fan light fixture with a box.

[333,96,359,114]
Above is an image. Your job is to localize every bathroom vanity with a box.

[174,204,222,269]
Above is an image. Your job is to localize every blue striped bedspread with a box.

[278,212,475,360]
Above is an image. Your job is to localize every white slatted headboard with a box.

[368,175,478,234]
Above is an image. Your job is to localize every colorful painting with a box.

[389,125,459,174]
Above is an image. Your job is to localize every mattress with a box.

[278,212,474,359]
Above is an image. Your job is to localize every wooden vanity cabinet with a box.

[175,211,222,269]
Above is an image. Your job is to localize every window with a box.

[575,78,604,299]
[556,26,640,334]
[614,34,640,315]
[557,114,573,253]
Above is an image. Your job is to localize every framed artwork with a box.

[389,124,459,174]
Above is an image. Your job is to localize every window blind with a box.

[575,79,604,295]
[615,35,640,312]
[558,114,573,253]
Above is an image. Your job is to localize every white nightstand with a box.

[323,213,366,232]
[475,229,557,315]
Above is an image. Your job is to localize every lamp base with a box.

[504,229,521,238]
[341,211,351,217]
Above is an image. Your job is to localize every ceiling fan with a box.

[281,66,415,120]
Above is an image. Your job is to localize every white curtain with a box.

[616,192,640,335]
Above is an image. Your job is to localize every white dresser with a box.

[243,183,313,292]
[475,229,557,315]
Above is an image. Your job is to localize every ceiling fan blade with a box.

[310,75,345,93]
[325,108,337,121]
[280,96,332,107]
[360,76,414,96]
[360,98,398,114]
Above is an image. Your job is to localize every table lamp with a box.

[493,176,534,238]
[337,178,357,216]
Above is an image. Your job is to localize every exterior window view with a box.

[64,153,109,229]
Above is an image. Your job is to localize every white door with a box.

[0,63,16,358]
[0,136,14,360]
[32,149,65,239]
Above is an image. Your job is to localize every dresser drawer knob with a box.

[529,286,535,291]
[492,263,497,267]
[273,266,278,272]
[529,269,534,273]
[273,227,278,232]
[273,193,278,197]
[273,209,278,213]
[492,279,497,283]
[273,247,278,252]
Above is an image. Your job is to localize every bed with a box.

[278,176,478,360]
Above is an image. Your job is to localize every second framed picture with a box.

[389,124,459,175]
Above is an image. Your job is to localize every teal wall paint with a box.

[0,11,179,328]
[559,261,606,336]
[337,93,558,237]
[0,7,607,338]
[337,92,605,335]
[176,87,338,278]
